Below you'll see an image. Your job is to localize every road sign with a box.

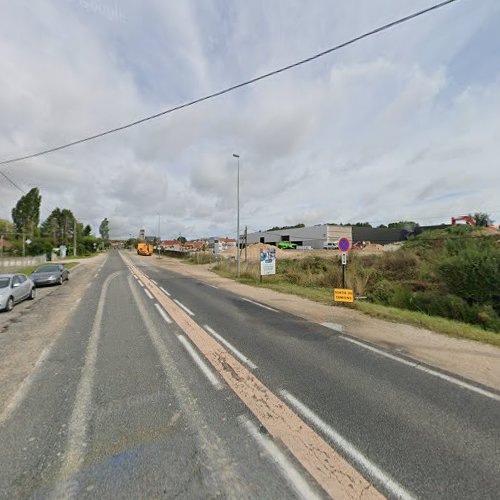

[338,237,351,252]
[334,288,354,303]
[341,252,347,265]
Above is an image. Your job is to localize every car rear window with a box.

[34,265,60,273]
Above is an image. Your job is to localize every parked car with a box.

[30,264,70,286]
[323,241,339,250]
[0,274,36,312]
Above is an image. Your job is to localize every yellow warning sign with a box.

[334,288,354,303]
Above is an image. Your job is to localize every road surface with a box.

[0,250,499,499]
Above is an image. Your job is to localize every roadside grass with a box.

[355,302,500,347]
[212,261,500,347]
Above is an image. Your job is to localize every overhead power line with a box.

[0,0,458,167]
[0,171,26,193]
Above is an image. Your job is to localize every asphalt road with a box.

[0,250,499,499]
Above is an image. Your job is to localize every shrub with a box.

[438,248,500,306]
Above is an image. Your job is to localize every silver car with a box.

[30,264,70,286]
[0,274,36,312]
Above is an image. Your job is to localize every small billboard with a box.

[260,248,276,276]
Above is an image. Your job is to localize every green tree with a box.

[83,224,92,236]
[99,218,110,243]
[177,235,187,244]
[41,208,76,246]
[388,221,419,229]
[471,212,493,227]
[0,218,15,235]
[11,187,41,238]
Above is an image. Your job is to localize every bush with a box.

[438,247,500,306]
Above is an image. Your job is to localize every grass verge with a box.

[212,266,500,347]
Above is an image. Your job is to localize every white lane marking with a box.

[150,279,158,285]
[160,286,171,297]
[138,281,144,288]
[0,346,52,424]
[239,416,321,500]
[154,303,172,324]
[321,322,343,333]
[58,271,120,482]
[93,273,99,278]
[177,335,222,389]
[204,325,257,370]
[280,390,414,500]
[174,299,195,316]
[206,283,218,289]
[340,336,500,402]
[241,297,278,313]
[144,289,153,300]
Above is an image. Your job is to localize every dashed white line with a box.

[239,416,321,500]
[177,335,222,389]
[206,283,218,289]
[241,297,278,313]
[280,390,414,500]
[174,299,195,316]
[204,325,257,370]
[154,303,173,324]
[138,281,144,288]
[339,336,500,402]
[93,273,99,278]
[160,286,171,297]
[321,322,343,333]
[144,289,153,300]
[150,279,158,285]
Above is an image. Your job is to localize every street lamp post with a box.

[233,153,240,278]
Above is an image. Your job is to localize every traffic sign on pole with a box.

[338,237,351,252]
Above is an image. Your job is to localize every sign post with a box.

[338,237,350,289]
[260,248,276,283]
[334,237,353,304]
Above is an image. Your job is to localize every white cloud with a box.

[1,0,499,239]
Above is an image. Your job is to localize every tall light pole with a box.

[233,153,240,278]
[157,213,161,258]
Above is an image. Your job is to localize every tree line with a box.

[0,187,110,257]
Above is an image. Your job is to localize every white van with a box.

[323,241,339,250]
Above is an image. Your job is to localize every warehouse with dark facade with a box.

[245,224,412,249]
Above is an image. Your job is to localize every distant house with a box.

[184,240,208,252]
[159,240,184,252]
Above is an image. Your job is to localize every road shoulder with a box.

[134,253,500,392]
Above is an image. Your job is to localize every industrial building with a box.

[245,224,410,249]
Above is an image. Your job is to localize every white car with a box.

[323,241,339,250]
[0,274,36,312]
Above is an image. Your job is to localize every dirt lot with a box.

[144,253,500,392]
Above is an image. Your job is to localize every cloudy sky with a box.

[0,0,499,239]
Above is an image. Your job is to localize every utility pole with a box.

[244,225,248,262]
[73,220,77,257]
[0,234,3,258]
[233,153,240,278]
[22,232,26,257]
[157,214,161,258]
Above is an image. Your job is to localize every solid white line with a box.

[58,271,120,482]
[241,297,278,312]
[239,416,321,500]
[321,322,343,333]
[154,303,172,324]
[138,281,144,288]
[177,336,221,389]
[339,336,500,402]
[280,390,414,500]
[144,289,153,300]
[204,325,257,369]
[150,279,158,285]
[160,286,171,297]
[0,346,52,425]
[174,299,195,316]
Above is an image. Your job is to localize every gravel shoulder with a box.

[137,253,500,392]
[0,253,107,417]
